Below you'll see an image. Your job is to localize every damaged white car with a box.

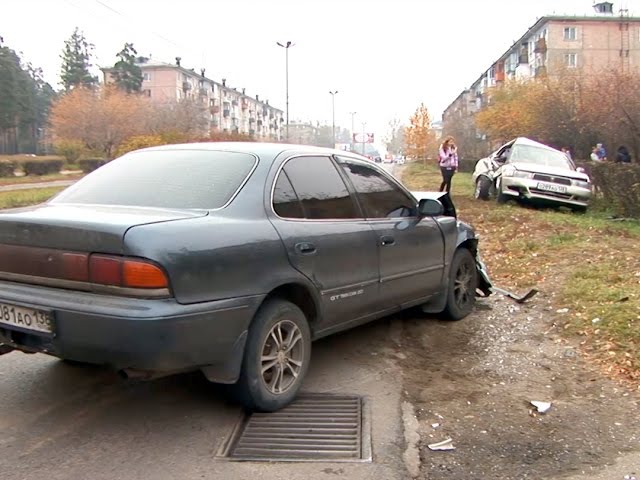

[472,137,592,212]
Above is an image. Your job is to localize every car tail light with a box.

[89,254,169,289]
[123,260,168,289]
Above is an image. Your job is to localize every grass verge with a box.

[401,161,640,384]
[0,187,66,209]
[0,173,83,186]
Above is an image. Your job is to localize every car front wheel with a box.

[234,299,311,412]
[443,248,478,320]
[474,176,492,200]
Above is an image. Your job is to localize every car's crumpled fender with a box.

[456,221,493,297]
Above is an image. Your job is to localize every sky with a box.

[2,0,638,141]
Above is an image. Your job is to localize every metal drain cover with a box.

[217,394,371,462]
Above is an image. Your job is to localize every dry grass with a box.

[402,161,640,384]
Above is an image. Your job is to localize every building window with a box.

[565,53,578,68]
[564,27,577,41]
[142,72,150,81]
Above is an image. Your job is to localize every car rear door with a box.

[268,155,380,330]
[335,157,445,308]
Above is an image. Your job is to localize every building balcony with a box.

[496,71,505,82]
[211,105,220,114]
[534,38,547,54]
[519,53,529,64]
[223,109,230,117]
[232,100,239,107]
[249,129,256,136]
[241,100,249,110]
[257,120,263,126]
[249,117,255,123]
[199,87,208,97]
[182,81,192,91]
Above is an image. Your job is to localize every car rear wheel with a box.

[443,248,477,320]
[234,299,311,412]
[474,176,492,200]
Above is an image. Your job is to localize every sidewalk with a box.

[0,179,77,192]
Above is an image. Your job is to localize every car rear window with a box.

[51,149,257,209]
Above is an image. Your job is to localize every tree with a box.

[404,103,437,161]
[60,28,97,91]
[384,118,405,155]
[149,98,209,138]
[112,43,143,93]
[50,86,153,158]
[0,39,55,154]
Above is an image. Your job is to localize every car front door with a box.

[336,157,446,309]
[269,155,380,330]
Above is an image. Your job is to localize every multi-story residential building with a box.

[102,57,284,141]
[443,2,640,152]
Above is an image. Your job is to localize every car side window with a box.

[273,171,304,219]
[337,158,416,219]
[282,156,359,220]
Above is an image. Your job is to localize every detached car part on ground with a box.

[0,143,494,412]
[472,137,592,212]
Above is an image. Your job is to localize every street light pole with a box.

[329,90,338,148]
[361,122,367,156]
[349,111,356,149]
[276,41,294,141]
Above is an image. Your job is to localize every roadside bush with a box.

[0,161,16,177]
[115,135,166,158]
[78,158,107,173]
[22,159,64,176]
[54,139,86,164]
[589,162,640,218]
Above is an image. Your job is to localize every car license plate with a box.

[0,302,53,334]
[537,182,567,194]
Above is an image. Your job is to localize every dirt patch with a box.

[397,294,640,479]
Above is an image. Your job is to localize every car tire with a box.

[474,176,492,200]
[571,205,587,214]
[233,299,311,412]
[442,248,478,321]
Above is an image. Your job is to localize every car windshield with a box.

[51,149,257,209]
[509,145,574,169]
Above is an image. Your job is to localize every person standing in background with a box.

[438,136,458,192]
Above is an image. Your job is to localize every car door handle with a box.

[380,235,395,246]
[295,242,317,255]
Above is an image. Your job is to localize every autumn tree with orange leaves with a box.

[404,103,438,162]
[49,86,154,158]
[476,70,640,160]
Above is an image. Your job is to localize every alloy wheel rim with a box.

[454,260,473,307]
[260,320,304,395]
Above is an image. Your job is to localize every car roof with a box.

[512,137,561,153]
[137,141,371,160]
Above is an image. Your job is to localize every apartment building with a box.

[443,2,640,146]
[102,57,284,140]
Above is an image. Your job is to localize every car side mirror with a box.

[418,198,444,217]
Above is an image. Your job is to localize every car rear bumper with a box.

[0,281,263,379]
[502,177,591,207]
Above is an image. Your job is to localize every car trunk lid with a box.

[0,204,208,253]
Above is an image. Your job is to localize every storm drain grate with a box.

[217,394,371,462]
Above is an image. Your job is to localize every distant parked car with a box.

[0,143,492,412]
[472,137,592,212]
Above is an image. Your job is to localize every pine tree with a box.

[0,40,55,153]
[60,27,97,91]
[112,43,143,93]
